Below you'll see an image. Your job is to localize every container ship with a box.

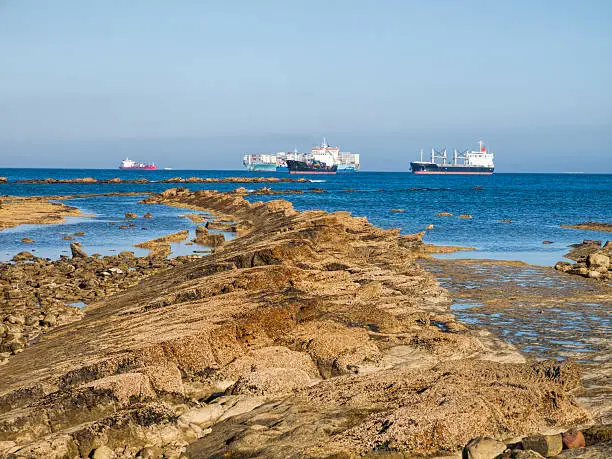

[119,158,157,170]
[243,139,359,174]
[410,141,494,175]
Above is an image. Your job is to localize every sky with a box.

[1,0,611,171]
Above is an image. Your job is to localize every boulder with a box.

[12,251,35,262]
[125,212,138,219]
[586,252,609,269]
[521,434,563,457]
[70,242,88,258]
[562,430,585,449]
[143,212,153,218]
[587,270,601,279]
[462,437,506,459]
[92,445,115,459]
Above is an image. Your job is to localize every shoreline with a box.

[0,188,607,457]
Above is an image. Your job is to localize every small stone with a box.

[21,237,35,243]
[521,434,563,457]
[125,212,138,219]
[459,214,473,219]
[462,436,507,459]
[139,446,163,458]
[62,235,74,241]
[143,212,153,218]
[390,209,404,213]
[542,241,553,244]
[92,445,115,459]
[426,224,434,230]
[587,270,601,279]
[562,429,585,449]
[437,212,453,217]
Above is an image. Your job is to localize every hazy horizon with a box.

[2,1,611,172]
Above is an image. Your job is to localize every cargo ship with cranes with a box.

[410,141,494,175]
[242,138,359,174]
[119,158,158,170]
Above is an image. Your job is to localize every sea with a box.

[1,169,611,265]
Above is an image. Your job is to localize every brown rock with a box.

[21,237,35,243]
[143,212,153,218]
[459,214,473,219]
[521,434,563,457]
[554,262,572,272]
[125,212,138,219]
[390,209,404,213]
[542,241,553,244]
[586,252,609,269]
[562,429,585,449]
[62,235,74,241]
[436,212,453,217]
[12,251,35,262]
[462,437,506,459]
[70,242,88,258]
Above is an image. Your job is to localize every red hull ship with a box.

[119,158,157,170]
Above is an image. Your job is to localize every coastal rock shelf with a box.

[9,176,310,185]
[555,240,612,281]
[0,189,593,457]
[0,196,81,230]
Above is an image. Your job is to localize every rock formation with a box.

[0,189,593,457]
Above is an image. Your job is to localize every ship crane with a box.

[453,149,469,165]
[431,148,447,165]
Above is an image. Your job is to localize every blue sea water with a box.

[0,168,610,265]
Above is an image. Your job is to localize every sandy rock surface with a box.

[0,189,596,457]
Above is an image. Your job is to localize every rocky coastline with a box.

[7,176,310,185]
[561,222,612,233]
[0,188,606,457]
[0,196,81,231]
[554,240,611,281]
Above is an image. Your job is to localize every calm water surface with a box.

[0,169,610,264]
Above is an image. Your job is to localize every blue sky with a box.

[1,0,611,171]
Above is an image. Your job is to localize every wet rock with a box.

[542,241,553,244]
[62,235,74,241]
[462,437,506,458]
[583,424,612,445]
[12,251,35,262]
[426,224,434,230]
[390,209,404,213]
[21,237,34,243]
[74,231,86,236]
[125,212,137,219]
[0,177,7,183]
[521,434,563,457]
[70,242,88,258]
[459,214,473,219]
[554,441,612,458]
[562,429,586,449]
[437,212,453,217]
[500,219,513,223]
[143,212,153,218]
[554,262,572,272]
